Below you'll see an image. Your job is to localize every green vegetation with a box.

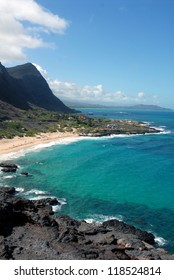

[0,100,158,139]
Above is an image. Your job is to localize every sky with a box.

[0,0,173,108]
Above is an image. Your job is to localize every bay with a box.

[1,109,174,253]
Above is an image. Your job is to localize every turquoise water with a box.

[1,109,174,253]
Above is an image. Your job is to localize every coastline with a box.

[0,186,173,260]
[0,130,79,159]
[0,116,162,160]
[0,119,174,258]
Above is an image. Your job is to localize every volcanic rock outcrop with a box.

[0,187,173,260]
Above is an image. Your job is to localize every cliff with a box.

[0,187,173,260]
[0,62,73,113]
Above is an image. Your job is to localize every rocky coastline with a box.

[0,186,173,260]
[78,119,160,137]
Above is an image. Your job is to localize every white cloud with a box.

[34,64,159,106]
[137,92,146,98]
[0,0,69,63]
[32,63,48,77]
[48,77,129,104]
[153,95,159,99]
[48,78,132,104]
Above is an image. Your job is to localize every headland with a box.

[0,116,160,157]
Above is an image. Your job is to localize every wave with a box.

[15,187,25,193]
[52,205,62,212]
[150,126,171,135]
[30,195,53,200]
[25,191,67,212]
[1,124,171,162]
[84,215,168,248]
[52,198,67,212]
[155,236,167,246]
[31,196,67,213]
[24,189,49,196]
[0,136,83,161]
[138,121,171,135]
[85,214,124,224]
[2,175,16,179]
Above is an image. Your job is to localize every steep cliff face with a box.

[0,62,73,113]
[0,62,29,109]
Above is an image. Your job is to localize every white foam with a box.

[24,189,49,195]
[0,150,28,161]
[84,134,139,142]
[28,137,84,152]
[15,187,25,193]
[52,197,67,212]
[52,205,62,212]
[30,195,52,200]
[0,136,83,161]
[29,195,67,212]
[2,175,16,179]
[159,131,171,135]
[155,236,167,246]
[143,121,153,125]
[85,218,96,224]
[85,214,123,224]
[58,198,67,205]
[1,126,171,162]
[150,125,171,134]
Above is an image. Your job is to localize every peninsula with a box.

[0,110,160,155]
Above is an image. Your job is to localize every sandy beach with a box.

[0,131,79,157]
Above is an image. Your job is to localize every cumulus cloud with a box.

[33,63,158,105]
[48,78,129,104]
[0,0,69,62]
[137,92,146,98]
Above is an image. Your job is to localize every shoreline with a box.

[0,131,80,159]
[0,186,173,260]
[0,129,166,161]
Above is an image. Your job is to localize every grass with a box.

[0,101,156,139]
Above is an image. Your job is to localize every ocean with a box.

[0,108,174,253]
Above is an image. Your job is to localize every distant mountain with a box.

[63,100,108,108]
[126,104,172,111]
[0,62,74,113]
[64,100,172,111]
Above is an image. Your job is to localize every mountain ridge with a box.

[63,100,172,111]
[0,62,73,113]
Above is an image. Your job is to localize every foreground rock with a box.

[0,187,173,260]
[0,163,18,173]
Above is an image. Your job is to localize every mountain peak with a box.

[0,62,74,113]
[7,62,42,79]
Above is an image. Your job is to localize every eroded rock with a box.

[0,187,173,260]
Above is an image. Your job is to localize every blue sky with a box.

[0,0,173,108]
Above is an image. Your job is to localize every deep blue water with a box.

[1,109,174,253]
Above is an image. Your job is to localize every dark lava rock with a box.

[0,186,16,195]
[21,172,30,176]
[0,187,173,260]
[0,163,18,169]
[34,197,60,207]
[103,219,155,244]
[0,162,18,173]
[1,167,17,173]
